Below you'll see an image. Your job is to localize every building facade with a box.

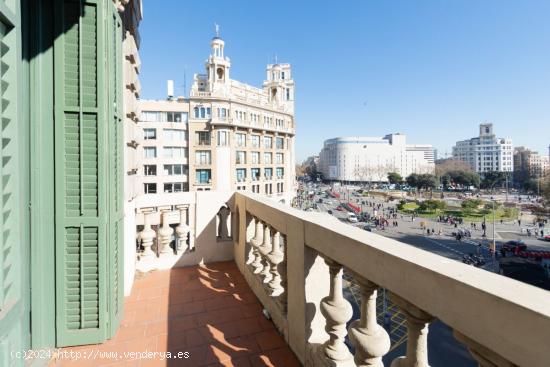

[188,35,295,204]
[452,123,513,174]
[514,147,550,178]
[318,134,435,182]
[2,0,142,360]
[138,98,190,195]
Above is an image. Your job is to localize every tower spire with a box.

[214,23,220,37]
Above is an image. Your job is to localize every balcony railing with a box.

[232,191,550,367]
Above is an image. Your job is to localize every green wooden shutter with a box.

[0,1,31,365]
[107,7,124,337]
[54,0,107,346]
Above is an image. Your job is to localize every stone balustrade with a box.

[232,191,550,367]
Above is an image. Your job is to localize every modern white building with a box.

[138,98,190,195]
[318,134,435,182]
[452,123,513,174]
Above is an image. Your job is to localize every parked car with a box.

[347,213,358,223]
[501,240,527,253]
[363,224,376,232]
[336,206,344,211]
[543,235,550,242]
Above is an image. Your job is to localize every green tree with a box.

[406,173,419,189]
[481,171,508,189]
[387,172,403,185]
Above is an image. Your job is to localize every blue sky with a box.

[139,0,550,162]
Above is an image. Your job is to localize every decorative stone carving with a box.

[453,331,517,367]
[320,258,353,362]
[390,294,434,367]
[347,273,390,367]
[175,207,189,253]
[140,213,156,258]
[158,211,173,256]
[267,230,285,296]
[217,205,231,241]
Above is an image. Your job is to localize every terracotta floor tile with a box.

[52,262,299,367]
[254,330,286,352]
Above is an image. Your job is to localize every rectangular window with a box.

[276,153,284,164]
[218,107,227,120]
[144,165,157,176]
[142,111,161,122]
[236,151,246,164]
[163,146,186,158]
[164,182,185,193]
[264,136,272,149]
[144,183,157,194]
[195,150,212,165]
[196,131,211,146]
[217,131,229,146]
[163,164,187,176]
[143,128,156,140]
[251,135,260,148]
[236,168,246,182]
[143,147,157,158]
[264,152,272,164]
[251,168,261,181]
[276,167,284,179]
[163,128,186,141]
[236,133,246,147]
[264,168,273,179]
[276,137,284,149]
[196,169,211,184]
[251,151,260,164]
[167,112,187,123]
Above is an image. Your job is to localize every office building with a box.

[318,134,435,182]
[452,123,513,174]
[514,147,550,178]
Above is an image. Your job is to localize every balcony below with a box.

[49,261,300,367]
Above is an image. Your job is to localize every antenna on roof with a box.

[214,23,220,37]
[274,53,278,65]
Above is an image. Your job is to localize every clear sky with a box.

[139,0,550,162]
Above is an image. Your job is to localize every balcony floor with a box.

[50,261,300,367]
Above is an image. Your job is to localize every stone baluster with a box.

[140,212,156,258]
[158,211,174,256]
[267,230,284,296]
[250,219,264,274]
[390,294,434,367]
[259,225,272,283]
[320,258,353,363]
[348,273,390,367]
[175,207,189,253]
[278,235,288,313]
[217,206,231,240]
[453,331,516,367]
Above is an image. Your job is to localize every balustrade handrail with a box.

[234,191,550,367]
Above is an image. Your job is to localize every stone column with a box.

[250,219,264,274]
[453,331,517,367]
[140,212,156,259]
[259,224,273,283]
[348,274,390,367]
[320,258,353,363]
[390,294,434,367]
[175,207,189,253]
[267,230,285,296]
[158,211,174,256]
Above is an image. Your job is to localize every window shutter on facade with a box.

[54,0,123,346]
[0,1,31,363]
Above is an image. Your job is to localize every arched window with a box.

[193,107,199,118]
[200,107,205,119]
